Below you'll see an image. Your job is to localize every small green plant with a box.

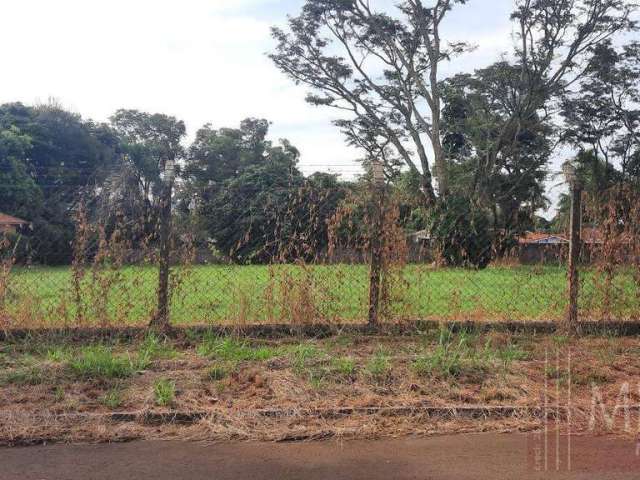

[544,365,570,385]
[552,335,570,346]
[47,346,73,363]
[331,357,356,378]
[138,333,178,364]
[307,368,328,390]
[206,365,228,381]
[413,347,463,378]
[365,350,391,381]
[153,378,176,407]
[496,344,528,367]
[101,387,123,409]
[69,346,137,380]
[413,330,491,379]
[326,334,354,349]
[573,371,610,386]
[53,386,65,402]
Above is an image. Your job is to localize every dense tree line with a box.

[0,104,350,264]
[2,1,639,267]
[0,102,120,263]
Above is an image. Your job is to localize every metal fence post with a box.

[368,160,385,327]
[564,162,582,335]
[150,160,175,331]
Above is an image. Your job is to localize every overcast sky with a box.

[1,0,571,211]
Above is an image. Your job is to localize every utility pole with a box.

[150,159,175,332]
[564,161,582,335]
[368,160,385,327]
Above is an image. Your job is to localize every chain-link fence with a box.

[1,181,639,330]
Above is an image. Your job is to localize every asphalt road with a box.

[1,434,639,479]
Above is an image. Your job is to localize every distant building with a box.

[518,231,568,264]
[518,232,569,245]
[407,229,432,243]
[0,213,28,235]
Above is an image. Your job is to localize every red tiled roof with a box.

[0,213,28,226]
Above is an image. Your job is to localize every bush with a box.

[428,195,493,269]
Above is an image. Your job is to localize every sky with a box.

[1,0,569,212]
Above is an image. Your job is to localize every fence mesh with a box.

[1,182,639,329]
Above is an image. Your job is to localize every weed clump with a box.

[101,387,124,409]
[0,366,46,386]
[69,345,141,380]
[138,333,178,364]
[413,328,528,379]
[206,365,228,381]
[153,378,176,407]
[331,357,356,378]
[197,334,279,362]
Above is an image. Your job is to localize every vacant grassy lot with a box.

[1,328,639,444]
[2,264,639,327]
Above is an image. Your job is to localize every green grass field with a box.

[2,264,639,326]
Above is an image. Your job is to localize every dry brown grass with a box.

[1,331,640,445]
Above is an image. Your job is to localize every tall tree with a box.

[561,40,640,181]
[440,64,551,235]
[195,137,304,262]
[270,0,635,206]
[180,118,272,211]
[0,125,41,220]
[270,0,473,204]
